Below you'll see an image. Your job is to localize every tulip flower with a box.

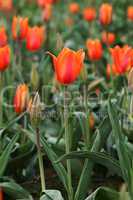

[0,45,10,71]
[110,45,133,74]
[0,188,3,200]
[12,17,29,40]
[48,48,85,84]
[0,0,12,11]
[14,84,29,114]
[42,4,52,21]
[37,0,54,7]
[0,26,8,47]
[83,7,96,22]
[86,39,103,61]
[99,3,112,25]
[26,26,44,51]
[127,6,133,21]
[106,64,118,79]
[101,31,115,46]
[69,2,80,14]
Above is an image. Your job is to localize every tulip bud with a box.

[80,66,88,81]
[28,92,43,127]
[56,33,64,51]
[30,65,39,90]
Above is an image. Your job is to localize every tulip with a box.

[14,84,29,114]
[127,6,133,21]
[0,0,12,11]
[0,187,3,200]
[110,45,133,74]
[37,0,54,7]
[0,45,10,71]
[86,39,103,61]
[101,31,115,46]
[83,7,96,22]
[89,113,95,129]
[42,4,52,21]
[26,26,44,51]
[99,3,112,25]
[12,16,29,40]
[0,26,8,47]
[69,2,80,14]
[48,48,85,84]
[106,64,118,79]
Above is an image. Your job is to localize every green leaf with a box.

[108,99,131,184]
[85,187,119,200]
[56,151,122,176]
[0,133,19,176]
[0,181,33,199]
[74,116,111,200]
[40,190,64,200]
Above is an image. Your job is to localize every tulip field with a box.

[1,0,133,199]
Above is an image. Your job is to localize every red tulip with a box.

[83,7,96,22]
[0,45,10,71]
[12,17,29,40]
[0,187,3,200]
[101,31,115,46]
[37,0,54,7]
[110,45,133,74]
[48,48,85,84]
[14,84,29,113]
[86,39,103,61]
[26,26,44,51]
[99,3,112,25]
[0,26,8,47]
[42,4,52,21]
[106,64,118,79]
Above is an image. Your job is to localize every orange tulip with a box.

[99,3,112,25]
[110,45,133,74]
[101,31,115,46]
[106,64,118,79]
[89,112,95,129]
[12,17,29,40]
[14,84,29,114]
[0,26,8,47]
[0,45,10,71]
[0,0,12,11]
[69,2,80,14]
[86,39,103,61]
[26,26,44,51]
[42,4,52,21]
[83,7,96,22]
[127,6,133,21]
[48,48,85,84]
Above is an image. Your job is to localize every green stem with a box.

[83,83,90,149]
[64,86,73,200]
[36,127,46,193]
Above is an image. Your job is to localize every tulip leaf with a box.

[0,181,33,199]
[0,133,19,176]
[55,151,122,176]
[40,190,64,200]
[84,187,119,200]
